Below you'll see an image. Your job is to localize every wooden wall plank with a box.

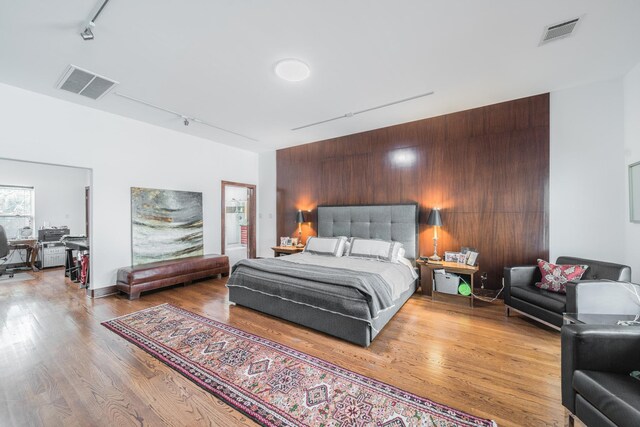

[276,94,550,289]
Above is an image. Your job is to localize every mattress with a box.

[226,253,417,327]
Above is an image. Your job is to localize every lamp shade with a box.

[296,210,306,224]
[426,208,442,226]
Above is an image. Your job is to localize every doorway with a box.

[221,181,256,267]
[0,158,92,287]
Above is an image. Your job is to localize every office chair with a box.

[0,225,15,278]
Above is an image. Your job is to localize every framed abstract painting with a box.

[131,187,203,265]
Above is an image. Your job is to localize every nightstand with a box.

[272,246,304,257]
[416,259,479,307]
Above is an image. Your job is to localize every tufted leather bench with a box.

[116,254,229,300]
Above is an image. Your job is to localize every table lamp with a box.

[427,208,442,261]
[296,210,306,247]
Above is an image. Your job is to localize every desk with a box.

[64,240,90,286]
[417,260,479,307]
[64,240,89,252]
[8,239,39,272]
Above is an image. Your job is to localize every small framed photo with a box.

[444,251,459,262]
[466,251,479,266]
[280,237,292,247]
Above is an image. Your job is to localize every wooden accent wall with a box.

[276,94,549,288]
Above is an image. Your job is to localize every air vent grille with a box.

[56,65,118,100]
[540,17,581,45]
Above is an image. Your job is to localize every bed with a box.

[226,203,419,347]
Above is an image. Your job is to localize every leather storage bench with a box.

[116,254,229,300]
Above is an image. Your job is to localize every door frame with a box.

[85,186,90,239]
[221,180,256,259]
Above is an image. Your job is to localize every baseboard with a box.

[87,285,118,298]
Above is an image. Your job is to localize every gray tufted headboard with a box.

[317,203,419,264]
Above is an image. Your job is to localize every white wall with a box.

[549,78,627,266]
[0,159,90,264]
[257,151,277,258]
[0,82,258,289]
[0,159,89,235]
[624,62,640,280]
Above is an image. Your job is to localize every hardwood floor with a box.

[0,268,564,426]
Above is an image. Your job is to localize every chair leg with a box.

[566,410,575,427]
[505,305,511,317]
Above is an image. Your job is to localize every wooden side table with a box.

[272,246,304,257]
[416,259,479,307]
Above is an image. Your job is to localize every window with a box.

[0,185,35,239]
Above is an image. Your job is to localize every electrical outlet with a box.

[480,272,488,289]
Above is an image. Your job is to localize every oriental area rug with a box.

[102,304,495,427]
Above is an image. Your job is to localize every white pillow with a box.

[346,238,403,263]
[304,236,347,257]
[398,247,406,259]
[397,256,419,279]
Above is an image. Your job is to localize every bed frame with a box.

[229,203,419,347]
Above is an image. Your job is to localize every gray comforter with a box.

[226,256,410,322]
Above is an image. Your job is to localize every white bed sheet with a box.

[279,252,417,300]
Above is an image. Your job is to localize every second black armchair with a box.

[504,256,631,329]
[562,324,640,427]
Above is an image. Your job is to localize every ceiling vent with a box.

[539,17,582,46]
[56,65,118,100]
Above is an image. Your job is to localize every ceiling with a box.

[1,1,639,153]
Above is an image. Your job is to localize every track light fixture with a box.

[80,0,111,41]
[80,25,95,40]
[113,92,259,142]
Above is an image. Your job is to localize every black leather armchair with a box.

[562,325,640,427]
[0,225,15,279]
[504,256,631,329]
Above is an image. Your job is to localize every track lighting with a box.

[80,0,111,41]
[80,25,94,41]
[113,92,259,141]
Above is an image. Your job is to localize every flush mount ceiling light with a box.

[274,59,310,82]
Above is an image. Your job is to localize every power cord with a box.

[459,273,505,303]
[620,280,640,306]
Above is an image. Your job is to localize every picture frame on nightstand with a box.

[460,247,479,266]
[280,237,292,247]
[466,251,479,266]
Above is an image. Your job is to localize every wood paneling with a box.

[277,94,550,288]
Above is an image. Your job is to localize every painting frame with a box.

[131,187,204,266]
[630,161,640,223]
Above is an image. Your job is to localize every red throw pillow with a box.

[535,259,587,294]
